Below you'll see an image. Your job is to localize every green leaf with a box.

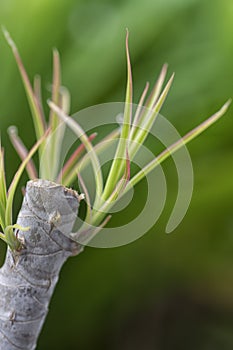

[33,74,46,124]
[5,129,49,227]
[59,133,97,184]
[3,27,45,142]
[127,100,231,190]
[49,49,61,127]
[59,86,71,115]
[145,64,168,110]
[130,64,168,141]
[107,148,130,202]
[45,49,65,180]
[102,29,133,200]
[8,126,38,180]
[130,82,149,140]
[63,128,120,187]
[130,73,175,160]
[48,101,103,202]
[0,145,7,230]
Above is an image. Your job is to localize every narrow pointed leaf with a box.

[145,64,168,109]
[127,100,231,190]
[109,148,130,201]
[130,82,149,140]
[8,126,38,179]
[3,27,45,141]
[130,65,168,142]
[0,146,7,229]
[43,49,66,180]
[58,132,97,184]
[102,29,133,199]
[49,49,61,127]
[90,150,130,223]
[0,146,7,206]
[60,86,71,115]
[130,73,175,160]
[5,129,50,227]
[48,101,103,199]
[34,75,46,125]
[64,128,120,187]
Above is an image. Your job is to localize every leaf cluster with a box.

[0,28,230,248]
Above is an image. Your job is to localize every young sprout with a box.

[1,28,231,249]
[48,34,231,243]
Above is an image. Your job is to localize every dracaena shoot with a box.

[0,28,231,249]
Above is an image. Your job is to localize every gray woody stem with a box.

[0,179,83,350]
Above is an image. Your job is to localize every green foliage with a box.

[102,30,133,200]
[0,134,46,250]
[2,27,46,143]
[47,33,231,242]
[0,145,7,230]
[0,2,233,348]
[0,28,231,249]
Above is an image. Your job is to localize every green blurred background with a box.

[0,0,233,349]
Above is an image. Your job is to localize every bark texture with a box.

[0,179,82,350]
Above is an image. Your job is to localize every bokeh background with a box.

[0,0,233,349]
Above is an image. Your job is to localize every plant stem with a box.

[0,179,83,350]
